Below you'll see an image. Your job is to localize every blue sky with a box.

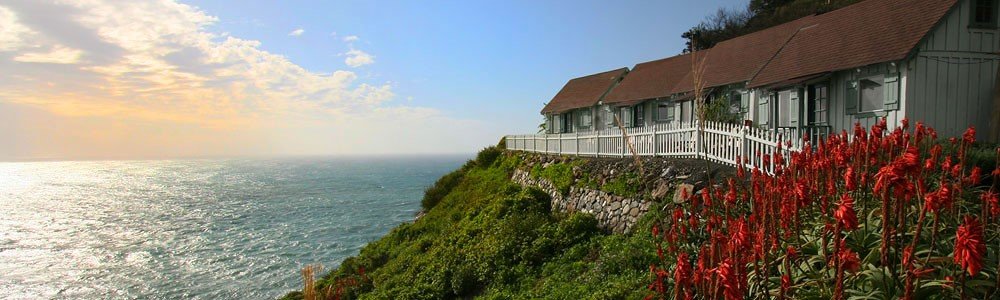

[0,0,745,159]
[188,0,746,132]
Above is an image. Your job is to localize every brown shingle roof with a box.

[602,53,694,105]
[541,68,628,114]
[672,16,818,93]
[546,0,955,110]
[748,0,957,88]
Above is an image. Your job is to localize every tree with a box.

[683,0,862,52]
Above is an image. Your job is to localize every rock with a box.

[661,167,676,178]
[673,183,694,204]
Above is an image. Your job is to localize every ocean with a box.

[0,156,468,299]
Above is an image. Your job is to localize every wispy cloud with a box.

[342,35,359,43]
[344,49,375,67]
[0,6,33,51]
[288,28,304,37]
[0,1,490,158]
[13,45,84,64]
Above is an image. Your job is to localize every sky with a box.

[0,0,745,160]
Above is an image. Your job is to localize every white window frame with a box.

[579,109,592,128]
[858,74,885,113]
[655,101,675,122]
[811,84,829,125]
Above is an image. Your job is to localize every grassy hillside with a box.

[282,148,663,299]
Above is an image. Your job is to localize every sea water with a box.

[0,156,467,299]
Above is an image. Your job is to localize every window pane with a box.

[758,95,770,125]
[976,0,995,23]
[860,76,884,112]
[729,93,742,114]
[778,91,790,127]
[812,85,828,125]
[634,105,644,126]
[655,103,668,122]
[681,102,691,123]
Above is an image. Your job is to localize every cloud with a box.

[0,5,33,51]
[344,49,374,67]
[0,0,493,158]
[288,28,304,36]
[342,35,359,42]
[13,45,84,64]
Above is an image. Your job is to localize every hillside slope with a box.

[282,148,670,299]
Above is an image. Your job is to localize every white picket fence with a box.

[504,121,807,174]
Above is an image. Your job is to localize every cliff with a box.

[282,147,732,299]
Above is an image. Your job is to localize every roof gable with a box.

[540,68,629,114]
[601,53,694,105]
[672,16,818,93]
[748,0,957,88]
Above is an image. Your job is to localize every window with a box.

[655,101,675,122]
[680,101,692,123]
[603,106,614,128]
[579,109,592,128]
[777,90,791,127]
[973,0,998,28]
[810,84,829,125]
[859,74,884,112]
[729,91,748,120]
[758,93,771,127]
[633,104,645,127]
[619,107,632,127]
[563,112,574,133]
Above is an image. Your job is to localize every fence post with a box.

[694,120,702,159]
[652,125,659,156]
[620,131,625,158]
[740,125,749,169]
[594,131,599,157]
[544,135,548,154]
[575,132,579,156]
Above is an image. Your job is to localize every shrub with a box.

[475,146,504,169]
[601,172,641,198]
[531,159,578,195]
[645,119,1000,300]
[420,161,473,210]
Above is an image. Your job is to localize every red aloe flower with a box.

[730,218,750,251]
[716,258,742,300]
[674,253,692,288]
[962,127,976,144]
[834,194,858,231]
[966,166,982,186]
[924,184,952,213]
[954,216,986,276]
[844,167,857,191]
[837,246,862,273]
[724,179,737,205]
[983,191,999,217]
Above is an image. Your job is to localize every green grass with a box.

[599,172,642,199]
[529,159,579,195]
[285,149,661,300]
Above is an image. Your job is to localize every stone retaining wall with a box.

[511,169,650,233]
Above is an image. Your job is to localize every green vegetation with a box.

[683,0,862,51]
[599,172,642,199]
[285,148,663,299]
[528,158,580,195]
